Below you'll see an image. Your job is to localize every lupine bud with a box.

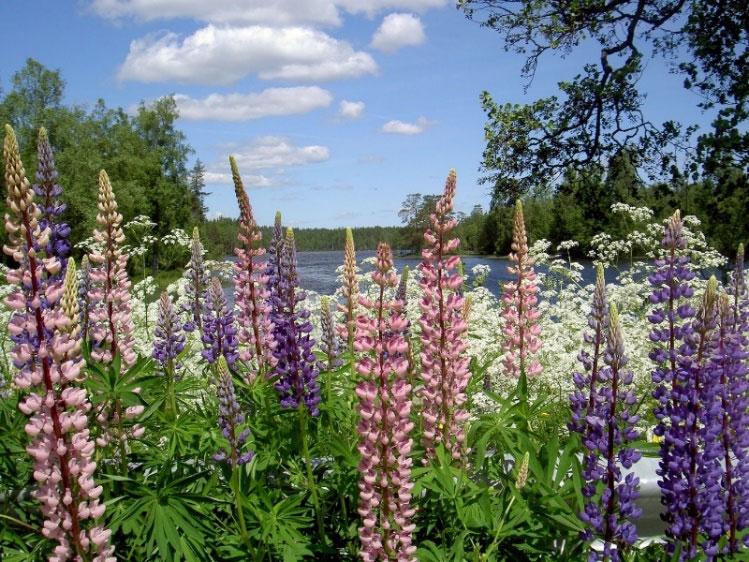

[231,157,275,374]
[182,227,206,334]
[318,296,342,372]
[515,451,530,490]
[418,170,470,463]
[355,242,416,562]
[499,200,542,382]
[337,227,360,353]
[213,356,254,466]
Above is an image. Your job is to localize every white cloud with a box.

[118,25,378,85]
[173,87,332,121]
[90,0,449,25]
[381,116,432,135]
[204,171,273,187]
[371,13,425,52]
[337,100,365,120]
[231,136,330,170]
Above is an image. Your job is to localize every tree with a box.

[460,0,749,200]
[188,159,209,223]
[2,58,64,138]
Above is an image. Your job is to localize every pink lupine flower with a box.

[87,170,141,448]
[355,242,416,562]
[230,156,275,375]
[3,125,114,561]
[418,170,470,463]
[500,200,542,382]
[337,227,360,354]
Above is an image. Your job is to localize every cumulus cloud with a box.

[173,87,332,121]
[337,100,365,120]
[204,171,273,187]
[90,0,449,25]
[371,13,425,52]
[118,25,378,85]
[230,136,330,170]
[380,116,432,135]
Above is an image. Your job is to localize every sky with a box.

[0,0,712,228]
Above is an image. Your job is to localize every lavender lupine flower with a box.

[712,292,749,554]
[88,170,136,368]
[355,242,416,562]
[231,156,275,374]
[317,296,343,372]
[648,211,703,559]
[78,255,93,340]
[202,277,239,366]
[265,211,284,315]
[418,170,470,463]
[182,227,206,334]
[337,227,360,354]
[3,125,114,561]
[153,292,186,371]
[33,127,71,278]
[395,265,409,307]
[572,297,641,561]
[500,200,542,382]
[213,356,254,466]
[271,229,321,416]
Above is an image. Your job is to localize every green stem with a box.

[483,495,516,561]
[298,405,326,543]
[166,359,178,420]
[230,466,253,556]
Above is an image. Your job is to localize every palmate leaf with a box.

[107,470,218,561]
[246,491,312,560]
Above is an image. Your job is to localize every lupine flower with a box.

[395,265,409,305]
[572,296,641,561]
[88,170,136,368]
[648,211,702,559]
[33,127,71,278]
[78,255,93,340]
[500,200,542,381]
[153,292,185,372]
[271,228,321,416]
[213,356,254,466]
[3,125,114,562]
[182,227,206,334]
[418,170,470,463]
[231,156,275,374]
[712,292,749,554]
[355,242,416,562]
[337,227,360,354]
[318,296,342,372]
[202,277,239,366]
[265,211,284,313]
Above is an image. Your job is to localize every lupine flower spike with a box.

[500,200,542,384]
[33,127,71,280]
[271,228,321,415]
[266,211,285,320]
[318,296,343,373]
[355,242,416,561]
[572,296,641,561]
[3,125,114,561]
[418,170,470,463]
[231,156,275,375]
[78,255,93,341]
[154,292,185,418]
[202,277,240,366]
[182,227,206,334]
[337,227,360,355]
[214,356,254,466]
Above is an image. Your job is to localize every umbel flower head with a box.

[213,356,254,466]
[271,228,321,415]
[182,227,206,334]
[231,156,275,374]
[337,227,360,353]
[87,170,136,368]
[500,200,542,381]
[33,127,71,278]
[355,242,416,562]
[202,277,239,366]
[3,125,114,561]
[418,170,470,463]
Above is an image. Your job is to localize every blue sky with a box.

[0,0,710,228]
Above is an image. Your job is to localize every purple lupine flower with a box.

[153,292,186,371]
[213,356,254,466]
[32,127,71,278]
[265,211,284,314]
[202,278,239,366]
[78,255,93,341]
[571,267,641,561]
[182,227,206,334]
[395,265,409,306]
[271,228,321,416]
[317,296,343,372]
